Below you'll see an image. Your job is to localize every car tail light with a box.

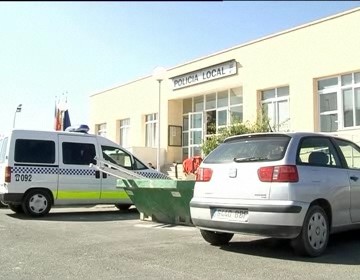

[5,166,12,183]
[258,165,298,182]
[196,167,213,182]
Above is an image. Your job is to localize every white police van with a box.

[0,125,169,217]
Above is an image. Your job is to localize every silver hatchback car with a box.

[190,132,360,257]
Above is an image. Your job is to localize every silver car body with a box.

[190,132,360,239]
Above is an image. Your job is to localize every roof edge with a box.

[91,6,360,97]
[168,7,360,70]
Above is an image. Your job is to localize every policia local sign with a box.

[170,60,237,90]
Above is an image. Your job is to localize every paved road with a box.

[1,205,360,280]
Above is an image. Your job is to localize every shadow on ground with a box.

[219,230,360,265]
[6,207,140,222]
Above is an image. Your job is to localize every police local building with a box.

[90,7,360,170]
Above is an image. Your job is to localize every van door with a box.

[99,145,133,204]
[57,134,101,204]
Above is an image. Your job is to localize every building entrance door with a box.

[182,112,203,160]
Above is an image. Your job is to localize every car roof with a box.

[223,131,348,143]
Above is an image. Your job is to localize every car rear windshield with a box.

[204,135,291,164]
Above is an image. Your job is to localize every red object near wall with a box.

[182,156,203,175]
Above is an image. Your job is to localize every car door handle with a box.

[350,176,359,182]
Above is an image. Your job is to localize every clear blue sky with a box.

[1,1,360,135]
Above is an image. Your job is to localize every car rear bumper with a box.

[192,218,302,238]
[190,198,309,239]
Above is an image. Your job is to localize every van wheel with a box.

[22,190,52,217]
[200,229,234,246]
[8,204,24,214]
[0,200,8,208]
[291,205,329,257]
[114,204,131,211]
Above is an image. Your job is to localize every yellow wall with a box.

[90,8,360,166]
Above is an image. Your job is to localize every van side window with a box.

[133,158,147,170]
[62,142,96,165]
[15,139,55,164]
[101,145,133,170]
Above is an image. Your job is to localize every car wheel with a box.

[292,205,329,257]
[0,200,8,208]
[22,190,52,217]
[114,204,132,211]
[8,204,24,214]
[200,229,234,246]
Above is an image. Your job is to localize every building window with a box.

[145,113,157,148]
[318,71,360,132]
[261,86,290,132]
[182,87,243,159]
[97,123,107,137]
[120,118,130,148]
[230,87,243,123]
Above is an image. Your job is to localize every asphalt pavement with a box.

[1,205,360,280]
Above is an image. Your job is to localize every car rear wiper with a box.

[233,157,268,162]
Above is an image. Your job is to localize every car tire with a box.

[114,204,132,211]
[22,189,52,217]
[291,205,329,257]
[8,204,24,214]
[200,229,234,246]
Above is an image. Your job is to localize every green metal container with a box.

[117,179,195,226]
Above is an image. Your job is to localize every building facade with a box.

[90,8,360,169]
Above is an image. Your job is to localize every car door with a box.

[296,136,351,226]
[57,134,101,204]
[333,138,360,223]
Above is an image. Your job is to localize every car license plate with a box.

[212,208,249,223]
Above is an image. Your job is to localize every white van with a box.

[0,125,169,217]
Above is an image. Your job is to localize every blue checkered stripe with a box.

[13,166,58,175]
[12,167,95,176]
[135,171,171,180]
[59,169,95,176]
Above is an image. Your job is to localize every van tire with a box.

[22,190,52,217]
[114,204,132,211]
[0,200,8,208]
[8,204,24,214]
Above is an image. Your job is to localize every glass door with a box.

[182,112,203,159]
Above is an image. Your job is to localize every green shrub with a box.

[201,113,271,156]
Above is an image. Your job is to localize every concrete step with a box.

[161,164,188,180]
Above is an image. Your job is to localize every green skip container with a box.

[117,179,195,226]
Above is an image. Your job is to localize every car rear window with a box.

[203,135,291,164]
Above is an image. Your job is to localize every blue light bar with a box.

[65,124,90,133]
